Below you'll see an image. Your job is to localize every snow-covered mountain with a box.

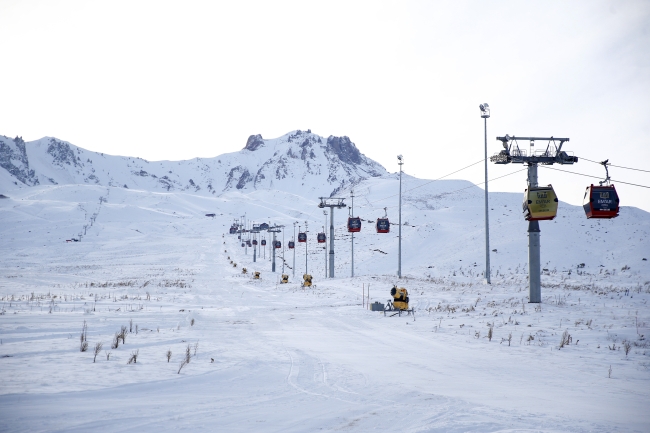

[0,130,386,198]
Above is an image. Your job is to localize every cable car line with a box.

[580,157,650,173]
[353,158,486,209]
[539,166,650,189]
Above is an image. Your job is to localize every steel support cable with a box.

[355,159,485,209]
[360,168,527,211]
[579,157,650,174]
[540,165,650,189]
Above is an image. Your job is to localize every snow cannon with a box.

[242,267,248,275]
[302,274,313,287]
[390,285,409,310]
[281,274,289,284]
[233,263,237,268]
[254,271,260,279]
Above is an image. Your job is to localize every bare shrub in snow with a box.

[191,318,195,326]
[193,341,199,356]
[93,342,103,362]
[111,332,120,349]
[185,344,191,364]
[608,365,612,378]
[166,349,172,363]
[177,359,188,374]
[119,326,127,344]
[79,320,88,352]
[623,340,632,357]
[129,319,133,333]
[559,330,572,349]
[127,349,139,364]
[487,325,493,342]
[105,350,111,360]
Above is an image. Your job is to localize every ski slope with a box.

[0,175,649,432]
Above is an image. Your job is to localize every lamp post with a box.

[323,210,328,278]
[479,103,491,284]
[397,155,403,278]
[293,222,297,278]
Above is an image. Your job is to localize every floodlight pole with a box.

[480,104,491,284]
[304,221,308,275]
[398,156,403,278]
[293,222,297,277]
[282,227,285,274]
[318,197,346,278]
[492,135,577,303]
[329,209,334,277]
[351,189,355,278]
[322,214,327,278]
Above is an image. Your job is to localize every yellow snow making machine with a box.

[280,274,289,284]
[302,274,313,287]
[384,285,415,318]
[253,271,260,279]
[242,267,248,275]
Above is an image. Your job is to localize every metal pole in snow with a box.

[293,222,296,278]
[528,163,541,303]
[272,231,276,273]
[305,222,308,276]
[398,156,403,278]
[351,189,354,278]
[282,227,285,274]
[484,116,491,284]
[329,209,335,278]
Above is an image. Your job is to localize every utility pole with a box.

[252,224,259,263]
[480,103,491,284]
[397,155,403,278]
[293,222,297,277]
[351,189,355,278]
[492,135,577,303]
[318,197,346,278]
[242,214,247,255]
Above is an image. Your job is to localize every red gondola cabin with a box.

[298,232,307,242]
[347,217,361,232]
[288,241,295,249]
[317,233,326,243]
[274,241,282,249]
[583,184,619,219]
[261,239,267,246]
[376,218,390,233]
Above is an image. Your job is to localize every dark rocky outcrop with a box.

[244,134,264,151]
[326,136,361,165]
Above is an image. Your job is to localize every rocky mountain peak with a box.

[244,134,264,151]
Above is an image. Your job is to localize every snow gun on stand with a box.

[302,274,312,288]
[253,271,260,280]
[384,285,415,318]
[280,274,289,284]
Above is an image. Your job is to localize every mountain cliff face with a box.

[0,130,387,198]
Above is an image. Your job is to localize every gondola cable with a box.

[580,157,650,174]
[539,166,650,189]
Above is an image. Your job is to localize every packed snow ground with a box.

[1,180,649,432]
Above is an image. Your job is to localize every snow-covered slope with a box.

[0,131,386,198]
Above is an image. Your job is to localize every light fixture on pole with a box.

[397,155,403,279]
[479,103,491,284]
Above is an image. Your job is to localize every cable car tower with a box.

[318,197,346,278]
[267,224,283,272]
[491,135,578,303]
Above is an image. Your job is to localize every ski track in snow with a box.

[0,181,648,432]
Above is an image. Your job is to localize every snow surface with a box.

[1,149,649,432]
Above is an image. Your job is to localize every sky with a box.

[1,0,649,211]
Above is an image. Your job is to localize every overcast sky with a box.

[2,0,649,210]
